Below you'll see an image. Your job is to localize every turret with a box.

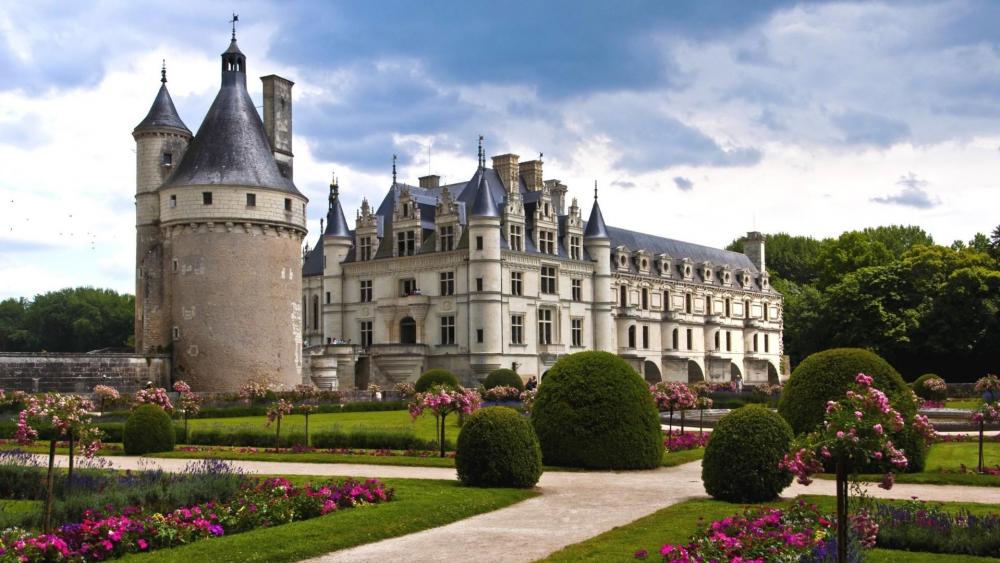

[132,62,192,353]
[584,182,614,352]
[467,139,503,383]
[322,176,354,341]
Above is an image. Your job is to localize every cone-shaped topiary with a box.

[531,351,663,469]
[414,369,459,392]
[912,373,947,401]
[483,368,524,391]
[123,404,175,455]
[702,404,794,502]
[456,406,542,487]
[778,348,917,435]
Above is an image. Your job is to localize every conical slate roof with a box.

[134,82,190,134]
[324,183,351,237]
[584,198,609,239]
[165,39,301,195]
[469,168,499,217]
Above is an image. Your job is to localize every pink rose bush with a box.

[663,430,709,452]
[409,386,480,457]
[975,374,1000,395]
[519,388,538,412]
[651,382,696,447]
[133,388,173,413]
[92,385,120,411]
[173,380,201,416]
[16,393,103,458]
[239,379,273,406]
[971,401,1000,472]
[780,373,910,487]
[0,477,393,562]
[482,385,522,402]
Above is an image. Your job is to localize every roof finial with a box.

[161,59,167,84]
[320,218,325,233]
[230,12,239,40]
[539,151,544,162]
[478,135,485,168]
[594,180,598,201]
[329,172,338,206]
[392,154,397,185]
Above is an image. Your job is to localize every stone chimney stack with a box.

[419,175,440,189]
[519,159,543,191]
[491,153,520,193]
[544,179,568,215]
[742,231,766,273]
[261,74,294,180]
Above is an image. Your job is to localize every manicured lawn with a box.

[819,442,1000,487]
[541,496,1000,563]
[660,448,704,467]
[945,399,983,409]
[7,475,534,563]
[189,410,460,443]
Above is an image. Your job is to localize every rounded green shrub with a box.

[414,369,459,392]
[531,351,662,469]
[123,404,175,455]
[778,348,916,435]
[912,373,947,402]
[483,368,524,391]
[702,405,794,502]
[456,407,542,487]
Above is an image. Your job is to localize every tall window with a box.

[538,309,553,344]
[641,288,649,310]
[511,271,523,296]
[400,278,417,296]
[511,314,524,344]
[440,316,455,345]
[571,279,582,301]
[764,304,770,321]
[685,293,693,314]
[284,198,292,211]
[539,230,555,254]
[540,266,557,294]
[359,236,373,260]
[725,298,731,317]
[202,192,213,205]
[754,334,759,352]
[509,225,523,251]
[439,271,454,296]
[571,318,582,347]
[476,236,484,250]
[726,331,732,352]
[439,226,454,251]
[686,328,693,350]
[325,291,331,304]
[312,295,319,330]
[663,290,669,310]
[360,320,373,347]
[745,299,751,318]
[764,334,770,353]
[642,325,649,349]
[476,278,484,292]
[360,280,373,302]
[672,328,679,349]
[620,285,628,306]
[397,230,416,256]
[569,236,582,260]
[706,297,713,315]
[627,325,636,348]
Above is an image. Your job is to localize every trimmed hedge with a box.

[483,369,524,392]
[123,405,175,455]
[702,405,794,502]
[778,348,917,435]
[531,351,663,469]
[912,373,947,401]
[415,369,459,392]
[456,407,541,487]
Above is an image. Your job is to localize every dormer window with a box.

[620,256,628,267]
[397,230,416,257]
[359,236,373,261]
[544,202,550,217]
[509,225,523,251]
[439,225,455,251]
[402,203,409,218]
[569,236,582,260]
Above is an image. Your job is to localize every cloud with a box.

[832,110,910,147]
[673,176,694,191]
[611,180,636,189]
[871,172,940,209]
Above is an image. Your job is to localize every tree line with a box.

[0,287,134,353]
[729,225,1000,382]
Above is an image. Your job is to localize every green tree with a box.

[771,278,826,365]
[989,224,1000,261]
[1,287,134,352]
[726,232,825,285]
[815,231,893,289]
[969,232,991,254]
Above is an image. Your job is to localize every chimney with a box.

[491,153,520,193]
[419,175,440,189]
[519,159,542,191]
[544,179,567,215]
[742,231,766,273]
[261,75,295,180]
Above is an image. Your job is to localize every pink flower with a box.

[872,423,883,435]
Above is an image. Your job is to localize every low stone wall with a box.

[0,353,170,394]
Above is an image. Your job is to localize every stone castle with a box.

[133,32,784,391]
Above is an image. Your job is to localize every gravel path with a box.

[43,454,1000,563]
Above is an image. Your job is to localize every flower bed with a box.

[175,444,456,459]
[0,476,393,562]
[868,497,1000,557]
[662,431,708,452]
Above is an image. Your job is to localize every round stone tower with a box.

[584,186,615,353]
[149,34,308,390]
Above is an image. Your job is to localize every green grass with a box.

[87,475,533,563]
[541,496,1000,563]
[945,399,983,409]
[188,410,460,443]
[818,442,1000,487]
[660,448,704,467]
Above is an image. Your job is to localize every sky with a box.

[1,0,999,300]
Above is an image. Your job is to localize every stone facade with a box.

[133,36,306,391]
[0,353,170,394]
[302,151,785,389]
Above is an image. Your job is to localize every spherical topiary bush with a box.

[778,348,916,435]
[912,373,947,402]
[531,351,662,469]
[124,404,175,455]
[483,368,524,392]
[414,369,459,392]
[702,405,794,503]
[456,407,542,488]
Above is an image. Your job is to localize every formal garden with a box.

[2,349,1000,561]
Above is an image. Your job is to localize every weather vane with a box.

[230,13,239,39]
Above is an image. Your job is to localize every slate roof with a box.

[164,39,302,196]
[134,83,190,134]
[583,199,609,239]
[324,189,351,237]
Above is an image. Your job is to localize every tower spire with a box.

[161,59,167,84]
[477,135,485,168]
[584,180,609,239]
[231,12,239,40]
[392,154,397,186]
[594,180,598,200]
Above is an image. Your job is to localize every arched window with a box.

[312,295,320,331]
[685,293,692,314]
[400,317,417,344]
[671,328,679,349]
[628,325,636,348]
[641,288,649,310]
[620,285,628,307]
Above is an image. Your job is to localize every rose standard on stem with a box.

[173,380,201,442]
[265,399,293,450]
[971,401,1000,473]
[15,393,103,533]
[408,386,481,457]
[779,373,911,563]
[650,382,696,450]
